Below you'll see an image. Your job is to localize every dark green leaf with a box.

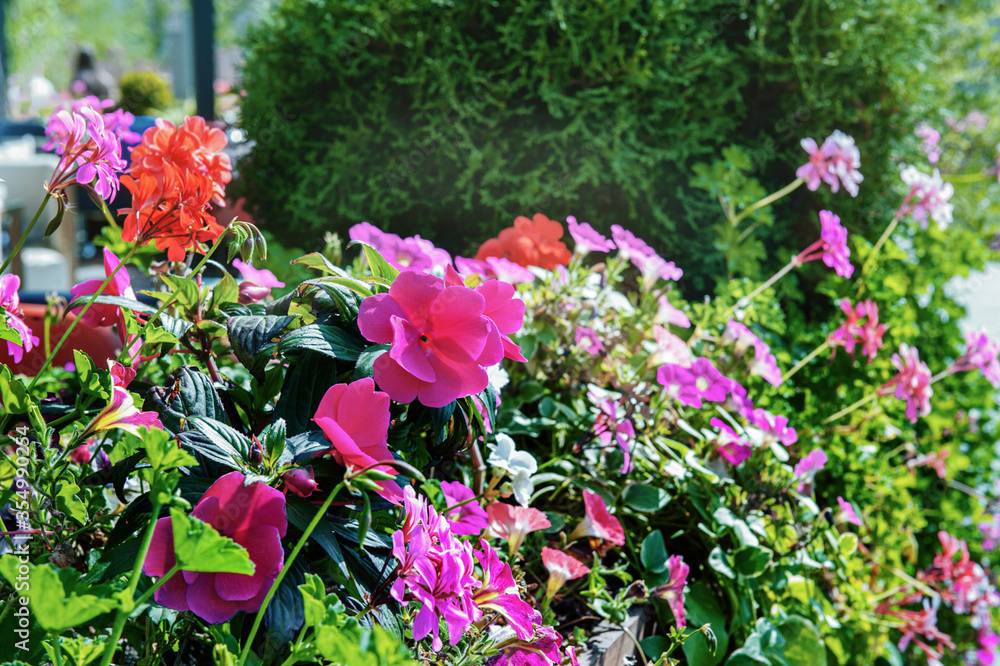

[623,484,671,513]
[275,324,366,362]
[228,315,296,377]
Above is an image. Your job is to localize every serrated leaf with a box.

[0,556,118,632]
[160,274,201,309]
[55,481,88,524]
[143,427,198,473]
[210,272,241,311]
[169,507,254,574]
[187,416,253,463]
[0,365,30,413]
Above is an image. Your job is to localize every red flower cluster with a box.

[475,214,572,270]
[120,117,231,261]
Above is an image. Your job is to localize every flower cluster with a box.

[350,222,452,273]
[899,166,955,231]
[796,130,864,197]
[721,320,783,386]
[657,357,736,409]
[884,344,934,423]
[45,105,127,201]
[828,298,888,363]
[590,393,635,473]
[611,224,683,290]
[476,214,572,270]
[795,210,854,278]
[950,330,1000,388]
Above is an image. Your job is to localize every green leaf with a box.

[683,582,730,666]
[733,546,771,578]
[228,315,296,377]
[66,294,157,317]
[55,481,88,525]
[0,556,119,632]
[187,416,254,463]
[160,274,202,309]
[777,616,827,666]
[291,252,340,275]
[275,352,339,434]
[640,530,668,573]
[640,636,671,660]
[210,272,241,311]
[315,624,415,666]
[143,327,179,346]
[838,533,858,556]
[275,324,366,362]
[169,507,254,574]
[46,636,106,666]
[72,350,105,397]
[354,344,389,380]
[351,240,401,282]
[0,365,30,413]
[143,428,198,473]
[708,546,735,580]
[623,484,671,512]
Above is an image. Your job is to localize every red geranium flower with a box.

[475,214,572,270]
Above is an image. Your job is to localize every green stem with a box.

[133,564,180,609]
[731,178,804,227]
[856,214,902,291]
[823,391,881,424]
[0,194,50,275]
[729,258,799,314]
[782,339,830,383]
[98,495,164,666]
[237,482,347,666]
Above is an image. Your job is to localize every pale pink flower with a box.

[542,547,590,598]
[747,407,797,446]
[907,449,949,479]
[796,130,863,197]
[792,449,827,492]
[950,330,1000,388]
[486,503,551,558]
[590,395,635,474]
[723,321,783,386]
[654,295,691,328]
[569,490,625,546]
[454,256,535,284]
[916,124,941,164]
[651,555,689,629]
[837,497,862,527]
[0,274,39,363]
[567,216,615,256]
[899,166,954,231]
[884,344,934,423]
[648,325,693,367]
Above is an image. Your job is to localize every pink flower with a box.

[722,321,783,386]
[746,408,797,446]
[80,362,164,438]
[654,295,691,328]
[45,107,127,201]
[70,248,137,328]
[837,497,862,527]
[656,357,734,408]
[796,210,853,278]
[441,481,489,536]
[142,471,287,624]
[313,377,401,502]
[827,299,888,364]
[796,131,863,197]
[569,490,625,546]
[350,222,452,273]
[610,225,682,288]
[233,258,285,304]
[0,274,39,363]
[950,330,1000,388]
[454,256,535,284]
[885,344,934,423]
[486,617,563,666]
[574,326,604,355]
[281,466,317,498]
[486,502,551,558]
[899,167,954,231]
[476,278,528,363]
[906,449,949,479]
[69,444,93,465]
[711,418,752,466]
[357,271,505,407]
[980,518,1000,552]
[472,539,536,640]
[648,325,693,368]
[651,555,689,629]
[567,216,615,256]
[916,124,941,164]
[792,449,827,492]
[541,547,590,597]
[590,394,636,474]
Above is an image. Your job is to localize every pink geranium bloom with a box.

[796,131,863,197]
[574,326,604,355]
[610,225,682,288]
[657,357,735,408]
[884,343,934,423]
[796,210,853,279]
[142,471,287,624]
[358,271,506,407]
[651,555,689,629]
[950,330,1000,388]
[350,222,452,273]
[569,490,625,546]
[899,166,954,231]
[979,518,1000,552]
[472,539,535,640]
[654,295,691,328]
[486,502,551,558]
[567,216,615,256]
[541,547,590,598]
[44,107,127,201]
[70,248,137,328]
[648,324,693,368]
[711,418,753,466]
[792,448,827,492]
[837,497,862,527]
[828,298,888,364]
[454,256,535,284]
[281,466,317,498]
[0,274,39,363]
[80,362,164,438]
[441,481,489,536]
[313,377,401,502]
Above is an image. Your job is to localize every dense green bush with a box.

[237,0,941,293]
[118,71,172,116]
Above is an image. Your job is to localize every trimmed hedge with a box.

[237,0,939,293]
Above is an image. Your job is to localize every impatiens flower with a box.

[792,449,828,492]
[281,466,317,498]
[350,222,452,273]
[907,449,949,479]
[796,130,863,197]
[654,295,691,328]
[472,540,535,640]
[80,362,164,438]
[916,124,942,164]
[657,358,735,408]
[837,497,862,527]
[233,258,285,304]
[567,216,615,256]
[441,481,489,536]
[475,214,572,270]
[313,377,401,502]
[899,166,955,231]
[949,330,1000,388]
[711,418,752,466]
[0,274,39,363]
[142,471,287,624]
[541,547,590,598]
[486,502,551,558]
[476,278,528,362]
[69,247,137,328]
[569,490,625,546]
[454,256,535,284]
[650,555,689,629]
[486,434,538,507]
[884,344,934,423]
[795,210,853,279]
[722,321,784,386]
[357,271,506,407]
[647,325,694,368]
[827,298,888,364]
[589,393,635,474]
[574,326,604,355]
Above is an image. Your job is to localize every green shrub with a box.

[119,70,172,116]
[237,0,940,294]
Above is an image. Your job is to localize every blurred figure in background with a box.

[70,48,117,100]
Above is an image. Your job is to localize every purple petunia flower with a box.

[441,481,489,536]
[567,215,615,256]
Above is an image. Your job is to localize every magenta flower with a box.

[711,418,752,466]
[979,518,1000,552]
[142,471,287,624]
[233,258,285,304]
[899,166,954,231]
[80,362,164,438]
[313,377,401,502]
[950,330,1000,388]
[610,225,683,288]
[722,321,783,386]
[574,326,604,355]
[70,248,137,328]
[746,407,797,446]
[651,555,689,629]
[281,466,317,498]
[827,299,888,364]
[441,481,489,536]
[0,274,39,363]
[477,278,528,363]
[792,449,827,492]
[350,222,452,273]
[486,617,563,666]
[472,539,536,640]
[796,130,863,197]
[567,216,615,256]
[357,271,505,407]
[655,295,691,328]
[837,497,862,527]
[454,256,535,284]
[486,502,551,558]
[884,343,934,423]
[590,394,635,474]
[569,490,625,546]
[657,357,734,409]
[541,547,590,598]
[795,210,853,278]
[45,107,127,201]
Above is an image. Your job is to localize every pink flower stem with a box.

[782,339,831,383]
[730,177,804,226]
[238,480,348,666]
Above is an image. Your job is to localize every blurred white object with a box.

[21,247,69,292]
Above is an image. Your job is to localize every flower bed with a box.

[0,99,999,666]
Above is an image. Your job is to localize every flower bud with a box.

[238,281,272,305]
[282,466,318,498]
